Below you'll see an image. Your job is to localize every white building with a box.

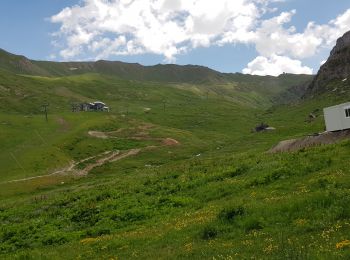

[324,102,350,132]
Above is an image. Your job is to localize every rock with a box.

[255,123,269,132]
[306,31,350,96]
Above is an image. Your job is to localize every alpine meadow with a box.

[1,1,350,259]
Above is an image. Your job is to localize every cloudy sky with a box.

[1,0,350,76]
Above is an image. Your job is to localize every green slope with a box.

[2,48,350,259]
[0,48,312,92]
[0,49,50,76]
[1,92,350,259]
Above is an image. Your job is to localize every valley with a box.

[1,31,350,259]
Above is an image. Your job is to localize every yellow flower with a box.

[184,242,193,252]
[263,244,278,254]
[80,237,99,244]
[336,240,350,249]
[294,218,307,226]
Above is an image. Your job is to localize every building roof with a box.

[324,102,350,110]
[94,101,106,105]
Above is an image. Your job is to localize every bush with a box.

[224,165,249,178]
[201,225,218,240]
[218,206,245,222]
[70,205,100,226]
[42,233,67,246]
[243,218,263,232]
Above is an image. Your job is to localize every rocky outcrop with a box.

[306,31,350,96]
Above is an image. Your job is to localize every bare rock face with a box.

[330,31,350,56]
[306,31,350,96]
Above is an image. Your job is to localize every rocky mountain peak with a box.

[306,30,350,96]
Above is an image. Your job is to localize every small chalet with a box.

[79,101,109,112]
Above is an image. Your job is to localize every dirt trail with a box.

[2,149,141,184]
[3,161,75,184]
[88,124,180,147]
[78,149,141,175]
[269,129,350,153]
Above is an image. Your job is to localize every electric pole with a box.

[163,99,167,111]
[42,103,49,122]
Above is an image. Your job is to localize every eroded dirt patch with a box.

[162,138,180,146]
[269,129,350,153]
[88,123,180,147]
[88,131,110,139]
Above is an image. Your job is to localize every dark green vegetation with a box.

[1,48,350,259]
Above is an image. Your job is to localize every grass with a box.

[0,67,349,259]
[1,141,350,259]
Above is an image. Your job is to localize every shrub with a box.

[218,206,245,222]
[70,205,100,226]
[201,225,218,240]
[42,233,67,246]
[243,218,263,232]
[225,165,249,178]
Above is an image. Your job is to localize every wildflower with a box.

[336,240,350,249]
[263,244,278,254]
[294,218,307,226]
[185,242,193,252]
[80,237,98,244]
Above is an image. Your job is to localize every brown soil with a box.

[269,130,350,153]
[88,123,180,146]
[88,131,111,139]
[162,138,180,146]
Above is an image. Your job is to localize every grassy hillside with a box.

[0,49,50,76]
[0,66,313,183]
[1,93,350,259]
[1,49,350,258]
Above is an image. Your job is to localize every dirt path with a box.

[3,161,75,184]
[2,149,141,184]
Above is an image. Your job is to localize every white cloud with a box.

[250,9,350,60]
[50,0,350,75]
[243,54,313,76]
[50,0,270,61]
[242,8,350,75]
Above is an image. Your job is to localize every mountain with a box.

[0,48,313,112]
[0,48,228,83]
[306,30,350,96]
[0,48,312,86]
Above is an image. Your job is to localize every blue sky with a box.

[0,0,350,75]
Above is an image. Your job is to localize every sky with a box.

[0,0,350,76]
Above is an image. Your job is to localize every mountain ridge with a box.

[0,47,313,85]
